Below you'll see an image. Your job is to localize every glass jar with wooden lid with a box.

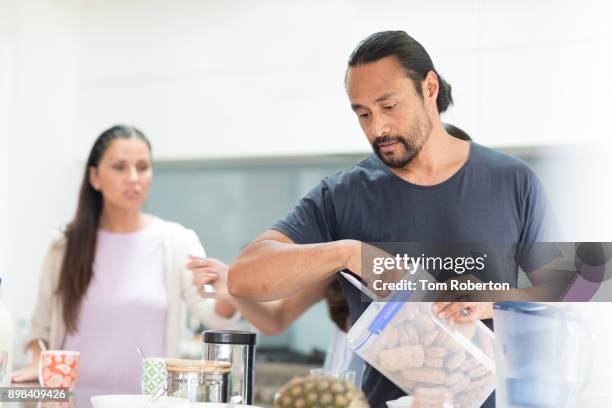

[165,359,232,403]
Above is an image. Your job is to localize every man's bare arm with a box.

[228,229,361,301]
[232,276,333,335]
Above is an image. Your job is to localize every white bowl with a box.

[91,394,188,408]
[386,396,414,408]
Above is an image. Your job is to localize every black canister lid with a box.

[203,330,257,345]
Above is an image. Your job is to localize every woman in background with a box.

[12,125,239,393]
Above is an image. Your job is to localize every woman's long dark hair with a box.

[57,125,151,334]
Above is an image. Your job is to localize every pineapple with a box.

[274,376,369,408]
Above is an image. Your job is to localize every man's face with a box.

[346,56,434,168]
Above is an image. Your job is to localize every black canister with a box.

[202,330,257,404]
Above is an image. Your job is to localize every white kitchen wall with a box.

[73,0,612,160]
[0,0,80,328]
[0,0,15,291]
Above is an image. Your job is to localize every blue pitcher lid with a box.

[494,302,575,318]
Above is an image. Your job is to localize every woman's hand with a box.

[187,256,238,318]
[12,340,44,383]
[187,256,232,299]
[11,361,38,383]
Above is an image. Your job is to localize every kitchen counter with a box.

[8,360,319,407]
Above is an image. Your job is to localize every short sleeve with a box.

[516,170,562,272]
[272,180,337,244]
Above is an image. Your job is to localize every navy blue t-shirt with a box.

[272,143,557,408]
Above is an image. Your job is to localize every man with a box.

[229,31,556,408]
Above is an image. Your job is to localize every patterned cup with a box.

[141,357,167,395]
[38,350,80,391]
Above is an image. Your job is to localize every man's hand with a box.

[341,239,363,275]
[343,241,414,300]
[432,302,493,323]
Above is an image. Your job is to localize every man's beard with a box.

[372,118,432,169]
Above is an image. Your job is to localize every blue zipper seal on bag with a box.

[353,289,413,351]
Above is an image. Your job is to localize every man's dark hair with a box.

[348,30,453,113]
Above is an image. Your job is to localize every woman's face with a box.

[89,137,152,212]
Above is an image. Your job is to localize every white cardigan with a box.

[24,217,240,357]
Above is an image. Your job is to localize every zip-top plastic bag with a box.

[347,290,495,408]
